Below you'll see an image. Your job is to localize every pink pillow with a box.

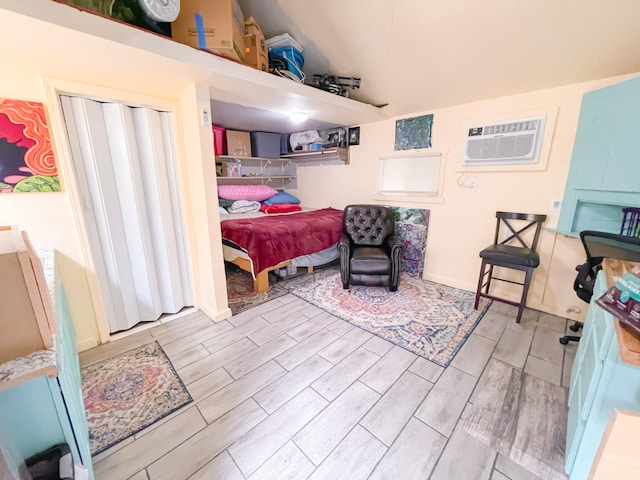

[217,184,278,201]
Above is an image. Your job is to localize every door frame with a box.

[42,78,199,344]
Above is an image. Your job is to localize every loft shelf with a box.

[281,147,350,165]
[0,1,389,129]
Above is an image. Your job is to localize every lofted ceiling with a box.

[238,0,640,117]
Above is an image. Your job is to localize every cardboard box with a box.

[226,130,252,157]
[0,226,55,363]
[244,16,264,37]
[171,0,246,63]
[244,34,268,72]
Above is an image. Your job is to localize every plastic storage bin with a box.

[266,33,304,82]
[250,132,281,158]
[280,134,290,155]
[268,46,304,81]
[212,125,226,156]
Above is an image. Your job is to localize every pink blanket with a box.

[221,208,343,275]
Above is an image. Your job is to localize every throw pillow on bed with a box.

[218,184,278,201]
[228,200,261,214]
[260,203,303,214]
[263,191,301,206]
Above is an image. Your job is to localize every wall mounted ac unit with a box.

[463,115,546,166]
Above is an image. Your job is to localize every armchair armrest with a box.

[338,233,352,253]
[338,234,352,288]
[385,235,405,258]
[386,235,405,291]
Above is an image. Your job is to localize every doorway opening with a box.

[60,95,193,334]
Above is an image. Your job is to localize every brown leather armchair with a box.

[338,205,405,291]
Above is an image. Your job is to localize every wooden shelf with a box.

[281,147,349,165]
[216,155,288,164]
[602,258,640,366]
[216,175,294,188]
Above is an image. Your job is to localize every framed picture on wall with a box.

[394,114,433,151]
[0,98,60,193]
[348,127,360,146]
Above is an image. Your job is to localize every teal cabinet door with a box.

[56,283,94,477]
[557,76,640,235]
[565,271,640,479]
[0,282,93,479]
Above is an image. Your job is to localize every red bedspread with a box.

[221,207,343,275]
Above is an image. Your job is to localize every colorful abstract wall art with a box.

[0,99,60,193]
[393,207,430,277]
[394,114,434,151]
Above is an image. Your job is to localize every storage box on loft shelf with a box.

[226,130,252,157]
[244,16,268,71]
[266,33,305,82]
[212,125,226,155]
[244,35,268,71]
[171,0,246,63]
[251,132,281,158]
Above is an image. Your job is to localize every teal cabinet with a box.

[565,271,640,479]
[557,76,640,235]
[0,278,93,478]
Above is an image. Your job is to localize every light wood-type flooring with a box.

[80,293,578,480]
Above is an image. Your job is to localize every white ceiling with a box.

[238,0,640,117]
[210,99,341,133]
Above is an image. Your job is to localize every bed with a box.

[220,207,343,292]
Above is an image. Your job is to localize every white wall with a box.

[0,70,102,350]
[294,73,640,320]
[1,62,228,351]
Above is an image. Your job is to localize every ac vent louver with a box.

[463,115,546,166]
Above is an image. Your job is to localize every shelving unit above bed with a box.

[216,175,294,188]
[281,147,350,165]
[216,155,291,167]
[215,155,296,189]
[215,147,349,188]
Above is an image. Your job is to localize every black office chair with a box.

[559,230,640,344]
[474,211,547,323]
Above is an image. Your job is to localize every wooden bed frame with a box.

[229,257,313,293]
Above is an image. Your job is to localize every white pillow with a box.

[228,200,261,214]
[219,206,228,215]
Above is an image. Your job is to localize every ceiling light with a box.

[289,111,308,123]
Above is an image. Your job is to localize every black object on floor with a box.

[25,443,74,480]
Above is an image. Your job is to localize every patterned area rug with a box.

[81,342,192,456]
[225,262,290,315]
[290,271,491,367]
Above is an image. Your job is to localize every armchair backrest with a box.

[343,204,395,246]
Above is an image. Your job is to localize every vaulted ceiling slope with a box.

[239,0,640,116]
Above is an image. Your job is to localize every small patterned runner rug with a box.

[290,271,491,367]
[81,341,192,456]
